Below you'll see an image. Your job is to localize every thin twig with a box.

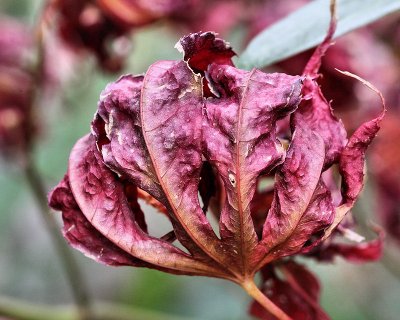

[23,160,92,320]
[20,4,92,317]
[0,296,195,320]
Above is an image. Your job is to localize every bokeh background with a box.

[1,1,399,319]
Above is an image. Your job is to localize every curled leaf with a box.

[49,28,384,318]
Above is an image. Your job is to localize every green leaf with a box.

[238,0,400,69]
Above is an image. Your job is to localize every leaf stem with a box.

[241,279,292,320]
[23,160,92,320]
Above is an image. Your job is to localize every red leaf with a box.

[177,31,235,73]
[309,229,384,263]
[49,30,384,301]
[204,65,303,273]
[65,134,225,277]
[49,174,148,267]
[250,261,329,320]
[256,119,335,266]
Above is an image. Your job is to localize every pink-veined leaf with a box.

[323,71,386,238]
[49,29,385,308]
[256,118,335,267]
[203,64,303,275]
[65,134,227,277]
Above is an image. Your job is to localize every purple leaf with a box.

[91,65,230,272]
[296,81,347,168]
[140,59,234,271]
[340,113,384,206]
[49,174,148,267]
[299,5,347,168]
[203,65,303,274]
[310,233,383,264]
[250,261,329,320]
[177,31,235,73]
[49,30,385,309]
[323,71,386,238]
[64,134,226,277]
[257,118,334,266]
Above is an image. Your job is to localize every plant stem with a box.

[241,279,292,320]
[23,161,91,320]
[0,296,195,320]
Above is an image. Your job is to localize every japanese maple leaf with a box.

[49,9,385,319]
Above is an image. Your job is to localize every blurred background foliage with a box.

[0,1,399,320]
